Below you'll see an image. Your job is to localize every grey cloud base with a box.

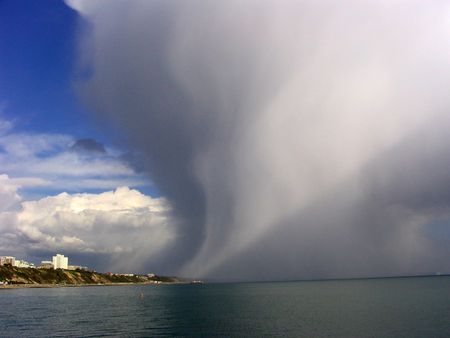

[68,0,450,280]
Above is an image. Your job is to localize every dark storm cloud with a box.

[210,122,450,280]
[67,0,450,279]
[70,138,106,154]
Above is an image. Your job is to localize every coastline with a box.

[0,282,188,289]
[0,265,196,287]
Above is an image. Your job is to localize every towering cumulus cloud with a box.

[67,0,450,280]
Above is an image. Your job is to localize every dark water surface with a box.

[0,276,449,337]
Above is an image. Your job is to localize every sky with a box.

[0,0,168,272]
[1,0,450,280]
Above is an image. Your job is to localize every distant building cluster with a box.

[0,253,88,271]
[0,256,35,268]
[0,254,157,280]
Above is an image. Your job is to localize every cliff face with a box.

[0,265,181,285]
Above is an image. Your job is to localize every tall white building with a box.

[52,254,68,269]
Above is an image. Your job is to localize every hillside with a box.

[0,265,186,286]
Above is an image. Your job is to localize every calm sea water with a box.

[0,276,449,337]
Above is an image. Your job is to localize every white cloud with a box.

[0,174,21,212]
[14,152,135,178]
[0,117,166,271]
[0,117,149,193]
[0,132,72,158]
[0,174,174,271]
[16,187,173,253]
[0,175,22,256]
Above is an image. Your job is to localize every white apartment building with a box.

[0,256,15,266]
[52,254,68,269]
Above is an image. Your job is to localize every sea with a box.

[0,276,449,337]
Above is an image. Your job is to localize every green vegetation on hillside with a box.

[0,265,185,285]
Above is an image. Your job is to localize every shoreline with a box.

[0,282,188,289]
[0,265,195,286]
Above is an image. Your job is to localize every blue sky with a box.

[0,0,154,197]
[0,0,101,139]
